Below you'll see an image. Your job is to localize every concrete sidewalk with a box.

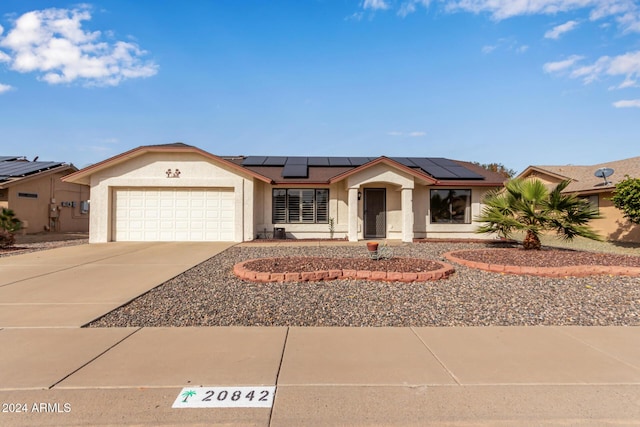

[0,242,234,328]
[0,326,638,426]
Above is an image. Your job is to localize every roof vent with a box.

[594,167,614,185]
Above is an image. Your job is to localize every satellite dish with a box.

[594,167,614,185]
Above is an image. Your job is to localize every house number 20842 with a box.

[172,386,275,408]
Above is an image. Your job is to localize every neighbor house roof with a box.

[63,143,507,187]
[0,157,75,189]
[518,156,640,194]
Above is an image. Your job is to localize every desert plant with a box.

[611,175,640,224]
[328,217,335,239]
[0,208,22,248]
[476,178,602,250]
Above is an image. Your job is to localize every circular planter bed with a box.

[444,248,640,277]
[234,256,455,283]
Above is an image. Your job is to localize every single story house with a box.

[518,156,640,243]
[62,143,506,243]
[0,156,90,234]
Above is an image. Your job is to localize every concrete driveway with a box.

[0,242,235,328]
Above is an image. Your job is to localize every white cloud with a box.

[388,131,426,137]
[0,6,158,87]
[0,50,10,62]
[0,83,14,93]
[481,38,528,55]
[545,51,640,88]
[612,99,640,108]
[481,45,496,54]
[398,0,431,17]
[363,0,390,11]
[543,55,584,73]
[545,20,579,39]
[446,0,640,33]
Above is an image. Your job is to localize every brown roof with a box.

[63,143,507,187]
[519,156,640,194]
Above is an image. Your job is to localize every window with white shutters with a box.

[273,189,329,224]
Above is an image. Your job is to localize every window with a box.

[430,189,471,224]
[273,189,329,223]
[17,192,38,199]
[580,195,599,214]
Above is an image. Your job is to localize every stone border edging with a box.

[443,250,640,277]
[233,258,455,283]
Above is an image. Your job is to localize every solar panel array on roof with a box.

[389,157,483,180]
[0,161,64,178]
[239,155,484,180]
[0,156,21,162]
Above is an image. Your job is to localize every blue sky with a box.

[1,1,639,174]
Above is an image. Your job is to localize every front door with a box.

[364,188,386,239]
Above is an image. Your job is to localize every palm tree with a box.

[476,178,602,250]
[181,390,197,403]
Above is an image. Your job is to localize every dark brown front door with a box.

[364,188,386,239]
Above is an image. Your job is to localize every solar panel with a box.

[281,164,308,178]
[307,157,329,166]
[262,156,287,166]
[285,157,308,165]
[242,156,267,166]
[348,157,371,166]
[410,159,459,179]
[445,166,484,179]
[0,156,21,162]
[0,161,64,177]
[429,157,459,167]
[327,157,351,166]
[391,157,418,168]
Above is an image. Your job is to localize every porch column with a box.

[348,187,359,242]
[401,187,414,243]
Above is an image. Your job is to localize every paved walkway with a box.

[0,242,638,425]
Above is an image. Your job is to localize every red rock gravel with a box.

[450,248,640,268]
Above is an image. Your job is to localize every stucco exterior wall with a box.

[5,171,89,234]
[593,191,640,243]
[87,152,253,243]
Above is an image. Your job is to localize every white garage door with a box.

[113,188,235,241]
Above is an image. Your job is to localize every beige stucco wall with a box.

[593,191,640,243]
[87,152,254,243]
[5,171,89,234]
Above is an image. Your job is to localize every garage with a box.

[112,187,235,241]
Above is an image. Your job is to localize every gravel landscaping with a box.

[88,242,640,328]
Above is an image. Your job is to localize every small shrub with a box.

[0,229,15,248]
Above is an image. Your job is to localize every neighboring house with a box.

[0,156,90,233]
[62,143,506,243]
[518,156,640,243]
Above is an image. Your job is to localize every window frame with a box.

[272,188,329,224]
